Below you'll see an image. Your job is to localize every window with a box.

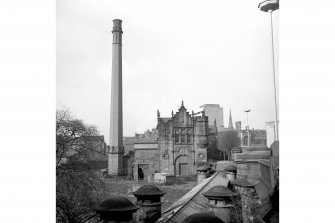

[175,134,180,144]
[181,135,185,143]
[174,128,193,144]
[187,134,191,143]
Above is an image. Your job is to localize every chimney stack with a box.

[197,165,211,184]
[224,165,237,181]
[108,19,125,176]
[202,186,237,223]
[133,185,165,222]
[94,196,139,223]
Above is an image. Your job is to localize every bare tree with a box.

[217,130,240,160]
[56,108,107,167]
[56,108,106,223]
[207,131,225,162]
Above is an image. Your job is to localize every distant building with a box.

[241,127,267,147]
[123,129,158,155]
[123,129,158,178]
[265,121,276,147]
[200,104,224,129]
[213,109,237,133]
[134,140,159,180]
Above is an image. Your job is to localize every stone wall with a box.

[232,185,263,223]
[237,162,262,180]
[236,161,270,186]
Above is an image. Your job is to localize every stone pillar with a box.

[108,19,124,176]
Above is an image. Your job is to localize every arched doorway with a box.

[174,155,189,176]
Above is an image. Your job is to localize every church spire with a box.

[228,109,233,129]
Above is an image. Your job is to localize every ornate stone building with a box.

[157,101,209,176]
[132,101,209,180]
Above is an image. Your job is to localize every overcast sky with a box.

[56,0,279,143]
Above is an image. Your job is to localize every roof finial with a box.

[179,100,186,110]
[157,109,160,118]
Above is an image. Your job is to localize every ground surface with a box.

[102,177,197,211]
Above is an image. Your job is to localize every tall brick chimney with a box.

[108,19,124,176]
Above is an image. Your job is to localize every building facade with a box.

[133,101,209,180]
[124,129,159,179]
[133,140,159,180]
[157,101,209,176]
[241,128,267,147]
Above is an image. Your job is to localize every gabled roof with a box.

[156,173,229,223]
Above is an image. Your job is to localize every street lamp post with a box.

[258,0,279,141]
[244,109,251,129]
